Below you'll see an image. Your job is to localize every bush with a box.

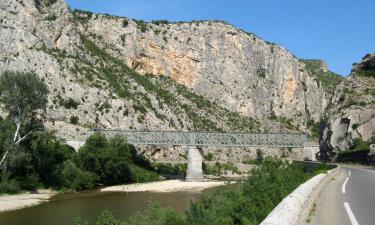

[152,163,187,175]
[129,164,159,183]
[256,149,263,163]
[58,160,96,191]
[0,178,21,194]
[84,158,318,225]
[76,134,158,185]
[70,115,79,125]
[122,19,129,27]
[61,97,80,109]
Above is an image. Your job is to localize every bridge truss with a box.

[88,130,310,148]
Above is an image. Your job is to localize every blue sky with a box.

[66,0,375,76]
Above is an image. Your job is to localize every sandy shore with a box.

[101,179,234,193]
[0,190,56,212]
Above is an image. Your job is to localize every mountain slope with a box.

[320,54,375,160]
[0,0,335,146]
[74,10,328,127]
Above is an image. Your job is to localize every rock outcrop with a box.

[1,0,359,162]
[75,12,328,126]
[320,54,375,160]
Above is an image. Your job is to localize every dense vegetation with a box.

[336,138,374,163]
[0,71,158,194]
[74,158,325,225]
[0,127,159,193]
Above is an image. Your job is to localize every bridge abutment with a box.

[185,146,204,182]
[303,142,320,161]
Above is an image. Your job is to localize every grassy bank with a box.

[74,158,327,225]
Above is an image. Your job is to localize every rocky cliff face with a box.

[320,54,375,159]
[75,11,328,126]
[0,0,329,139]
[0,0,341,162]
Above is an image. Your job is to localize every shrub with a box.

[76,134,158,185]
[134,19,148,33]
[61,97,80,109]
[152,163,187,175]
[122,19,129,27]
[256,148,263,162]
[77,158,321,225]
[58,160,96,191]
[0,178,21,194]
[70,115,79,125]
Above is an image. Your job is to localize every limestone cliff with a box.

[320,54,375,160]
[75,11,328,126]
[0,0,331,141]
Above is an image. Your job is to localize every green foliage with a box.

[45,14,57,21]
[351,123,359,130]
[269,111,277,120]
[352,54,375,78]
[70,115,79,125]
[152,163,187,175]
[133,19,149,33]
[203,162,239,175]
[128,202,186,225]
[306,119,325,140]
[152,20,170,25]
[60,97,80,109]
[58,160,96,191]
[86,158,319,225]
[301,59,343,93]
[0,71,48,124]
[256,149,263,163]
[79,34,261,132]
[122,19,129,27]
[337,138,371,162]
[257,68,266,78]
[72,9,93,24]
[0,176,21,194]
[350,138,370,151]
[203,152,214,161]
[76,133,158,185]
[44,0,57,7]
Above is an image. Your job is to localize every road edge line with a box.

[343,202,359,225]
[342,177,349,193]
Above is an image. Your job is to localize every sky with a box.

[66,0,375,76]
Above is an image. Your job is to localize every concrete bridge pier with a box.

[185,146,204,182]
[303,142,320,161]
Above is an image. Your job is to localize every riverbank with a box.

[101,179,233,193]
[0,190,57,212]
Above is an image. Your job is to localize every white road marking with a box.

[342,177,349,194]
[344,202,359,225]
[348,170,351,176]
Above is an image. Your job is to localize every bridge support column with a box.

[185,146,204,182]
[303,142,320,161]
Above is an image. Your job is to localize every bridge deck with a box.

[88,130,309,148]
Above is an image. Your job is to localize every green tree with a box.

[76,133,158,185]
[0,71,48,169]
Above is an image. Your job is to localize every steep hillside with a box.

[0,0,332,142]
[72,10,329,128]
[320,54,375,160]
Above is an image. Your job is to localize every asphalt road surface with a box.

[310,166,375,225]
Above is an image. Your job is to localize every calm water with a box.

[0,186,225,225]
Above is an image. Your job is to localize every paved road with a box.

[310,166,375,225]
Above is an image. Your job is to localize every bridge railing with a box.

[87,130,309,148]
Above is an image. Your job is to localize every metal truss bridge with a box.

[88,130,310,148]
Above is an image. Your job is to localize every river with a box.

[0,186,225,225]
